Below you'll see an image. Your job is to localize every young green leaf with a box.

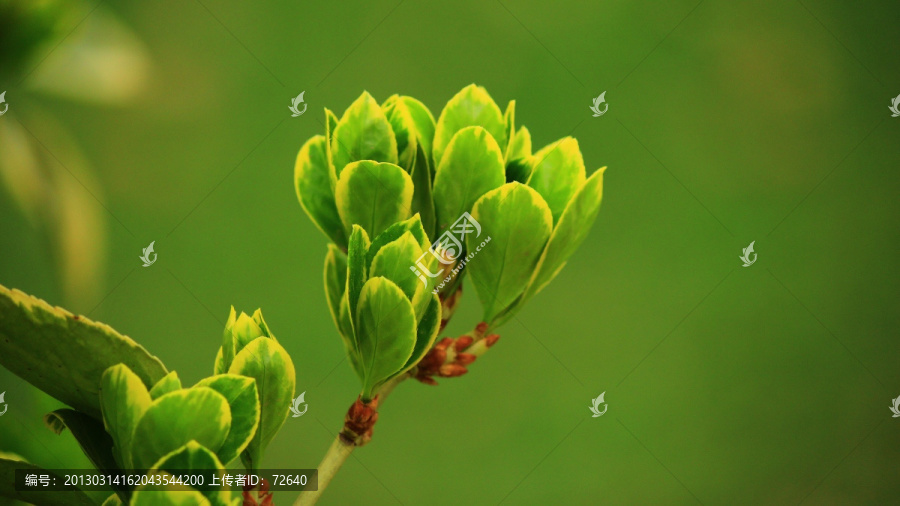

[221,308,276,374]
[295,135,347,247]
[526,137,586,223]
[396,293,440,376]
[331,92,398,176]
[467,183,553,323]
[491,170,606,329]
[404,98,437,159]
[143,441,232,506]
[383,96,417,173]
[213,347,225,376]
[338,291,362,381]
[102,493,124,505]
[0,284,168,418]
[409,143,437,238]
[227,338,295,471]
[369,231,422,304]
[324,244,348,334]
[503,100,515,156]
[383,95,437,168]
[193,375,260,466]
[335,160,413,239]
[433,126,505,231]
[383,96,437,172]
[249,309,274,340]
[505,126,532,183]
[149,371,182,400]
[231,312,266,353]
[433,84,506,167]
[325,107,339,190]
[100,364,153,469]
[365,214,430,267]
[220,307,238,373]
[356,277,417,399]
[524,168,606,299]
[131,387,231,470]
[347,225,371,335]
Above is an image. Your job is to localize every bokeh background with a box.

[1,0,899,504]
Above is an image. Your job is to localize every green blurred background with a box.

[1,0,899,504]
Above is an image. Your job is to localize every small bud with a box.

[343,395,380,446]
[436,337,453,350]
[454,336,474,351]
[242,478,273,506]
[455,353,477,365]
[484,334,500,348]
[416,376,438,386]
[430,348,447,366]
[222,306,274,371]
[439,364,468,377]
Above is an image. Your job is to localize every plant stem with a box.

[295,435,354,506]
[295,322,498,504]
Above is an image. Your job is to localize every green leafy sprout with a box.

[0,84,604,506]
[0,287,294,506]
[292,84,605,504]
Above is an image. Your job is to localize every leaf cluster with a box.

[0,286,295,505]
[295,85,606,390]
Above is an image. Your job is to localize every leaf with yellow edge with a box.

[526,137,586,223]
[335,161,413,240]
[467,183,553,324]
[0,284,167,419]
[228,338,295,471]
[433,84,506,167]
[149,371,182,399]
[331,92,398,176]
[432,126,505,232]
[493,168,606,328]
[356,277,417,399]
[295,135,346,247]
[100,364,153,469]
[131,387,231,470]
[193,374,260,466]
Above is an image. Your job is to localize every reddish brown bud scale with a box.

[343,395,380,446]
[416,375,438,386]
[242,478,273,506]
[439,364,468,377]
[484,334,500,347]
[456,352,477,365]
[454,336,474,351]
